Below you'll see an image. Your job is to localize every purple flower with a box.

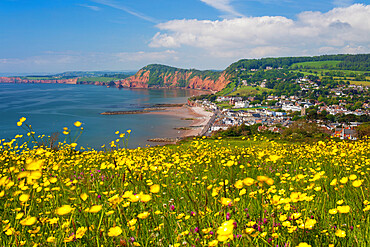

[97,195,101,199]
[170,205,175,211]
[190,211,196,216]
[226,212,230,220]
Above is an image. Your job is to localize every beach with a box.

[147,105,214,143]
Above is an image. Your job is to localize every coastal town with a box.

[190,75,370,140]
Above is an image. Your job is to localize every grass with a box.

[1,120,370,247]
[23,77,56,80]
[230,86,274,97]
[77,77,120,83]
[292,69,366,77]
[215,102,233,109]
[217,80,237,96]
[290,61,342,69]
[350,81,370,86]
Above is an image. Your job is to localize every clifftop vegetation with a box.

[138,64,222,87]
[225,54,370,76]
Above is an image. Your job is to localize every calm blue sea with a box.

[0,83,200,149]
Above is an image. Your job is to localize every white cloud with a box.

[150,4,370,60]
[90,0,158,23]
[200,0,243,17]
[78,4,101,11]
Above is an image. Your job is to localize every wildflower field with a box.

[0,122,370,246]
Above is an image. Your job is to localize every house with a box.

[333,127,357,140]
[234,100,250,108]
[282,104,302,112]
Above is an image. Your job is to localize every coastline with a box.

[147,105,214,144]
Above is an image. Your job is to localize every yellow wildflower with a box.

[337,205,350,213]
[108,226,122,237]
[20,216,37,226]
[85,205,102,213]
[74,121,82,127]
[137,211,150,219]
[150,184,160,193]
[80,193,88,201]
[335,229,346,238]
[55,205,73,215]
[217,220,234,242]
[352,180,362,187]
[76,227,87,239]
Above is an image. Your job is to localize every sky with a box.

[0,0,369,74]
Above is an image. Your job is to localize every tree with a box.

[356,123,370,139]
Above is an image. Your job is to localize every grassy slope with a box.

[77,77,119,82]
[290,61,342,69]
[230,86,274,97]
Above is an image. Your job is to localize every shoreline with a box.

[147,105,214,145]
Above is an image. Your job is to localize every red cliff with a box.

[117,66,231,92]
[0,77,78,84]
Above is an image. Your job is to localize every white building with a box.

[282,104,302,112]
[234,101,250,108]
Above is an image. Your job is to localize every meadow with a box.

[77,77,120,83]
[0,118,369,246]
[229,86,274,97]
[290,61,342,69]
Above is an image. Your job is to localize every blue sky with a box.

[0,0,369,74]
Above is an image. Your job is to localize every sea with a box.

[0,83,203,149]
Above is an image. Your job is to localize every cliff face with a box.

[118,65,231,92]
[0,77,78,85]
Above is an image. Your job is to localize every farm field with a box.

[1,121,369,246]
[350,81,370,86]
[77,77,120,83]
[290,61,342,69]
[230,86,274,97]
[23,77,56,80]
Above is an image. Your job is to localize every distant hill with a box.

[1,54,369,92]
[225,54,370,76]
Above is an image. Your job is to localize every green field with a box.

[290,61,342,69]
[23,76,56,80]
[215,102,233,109]
[230,86,274,97]
[350,80,370,86]
[77,77,119,82]
[217,80,237,96]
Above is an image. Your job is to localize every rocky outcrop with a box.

[0,77,78,84]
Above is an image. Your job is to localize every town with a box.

[190,72,370,140]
